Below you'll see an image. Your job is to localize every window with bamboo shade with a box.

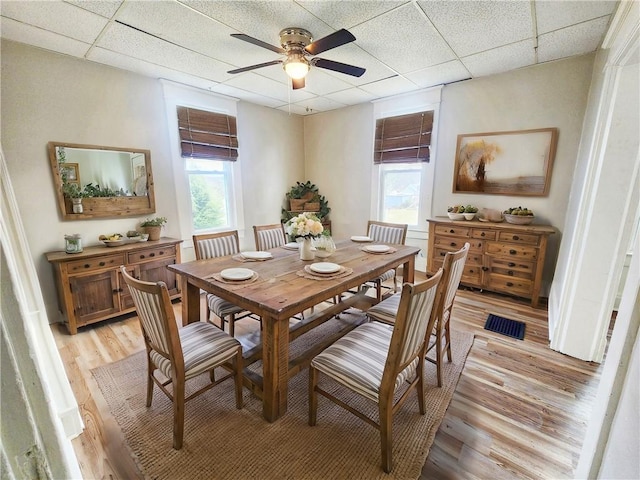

[177,106,238,161]
[374,111,433,164]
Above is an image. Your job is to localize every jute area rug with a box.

[92,311,474,479]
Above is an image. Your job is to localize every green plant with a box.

[286,181,318,199]
[140,216,168,227]
[82,183,120,197]
[62,182,87,199]
[282,181,331,222]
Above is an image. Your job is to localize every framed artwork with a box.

[61,163,80,185]
[453,128,558,196]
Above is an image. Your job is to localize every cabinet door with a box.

[70,270,120,326]
[135,257,179,296]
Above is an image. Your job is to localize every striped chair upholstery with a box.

[368,242,470,387]
[253,223,286,251]
[365,221,408,301]
[120,266,243,450]
[309,268,443,473]
[193,231,256,336]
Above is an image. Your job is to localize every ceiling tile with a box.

[418,0,532,57]
[222,71,316,104]
[1,17,90,58]
[65,0,123,19]
[296,1,408,29]
[294,95,347,113]
[96,22,234,82]
[461,39,536,78]
[405,60,470,88]
[324,87,378,105]
[350,2,455,74]
[535,0,617,35]
[359,75,420,98]
[276,103,311,116]
[1,0,109,43]
[537,16,610,63]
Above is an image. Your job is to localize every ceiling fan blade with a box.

[305,28,355,55]
[292,77,305,90]
[230,33,285,54]
[313,58,365,77]
[227,60,283,74]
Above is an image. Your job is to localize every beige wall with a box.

[1,40,303,323]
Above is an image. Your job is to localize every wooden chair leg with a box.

[229,314,235,337]
[444,319,453,362]
[376,280,383,302]
[417,357,426,415]
[435,320,444,387]
[308,366,318,426]
[172,375,185,450]
[146,356,154,407]
[379,401,393,473]
[234,348,243,409]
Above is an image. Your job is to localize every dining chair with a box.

[253,223,287,250]
[365,220,408,302]
[120,266,243,449]
[308,268,443,473]
[367,242,470,387]
[193,231,258,336]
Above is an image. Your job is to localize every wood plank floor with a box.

[51,285,604,480]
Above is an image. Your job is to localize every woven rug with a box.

[92,312,474,479]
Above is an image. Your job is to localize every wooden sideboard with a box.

[426,217,555,308]
[47,238,182,334]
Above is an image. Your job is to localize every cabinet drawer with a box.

[497,231,539,245]
[461,264,482,285]
[127,245,176,264]
[471,229,497,241]
[486,242,538,260]
[66,254,125,274]
[433,236,483,252]
[486,274,532,296]
[434,225,470,237]
[434,247,482,266]
[487,257,535,280]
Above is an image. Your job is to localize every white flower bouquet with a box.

[285,212,324,239]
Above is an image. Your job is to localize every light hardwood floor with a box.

[51,285,604,479]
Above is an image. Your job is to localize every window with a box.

[176,106,239,232]
[374,110,434,227]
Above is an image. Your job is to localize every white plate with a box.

[351,235,373,242]
[365,244,390,253]
[310,262,341,274]
[283,242,299,250]
[241,251,272,260]
[220,268,254,281]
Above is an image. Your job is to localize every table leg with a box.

[261,314,290,421]
[403,255,416,283]
[180,277,200,326]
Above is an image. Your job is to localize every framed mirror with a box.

[48,142,156,220]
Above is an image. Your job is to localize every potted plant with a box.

[62,182,87,213]
[140,216,167,241]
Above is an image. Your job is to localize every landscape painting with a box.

[453,128,558,196]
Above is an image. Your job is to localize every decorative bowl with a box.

[447,212,464,220]
[463,213,476,221]
[314,249,333,259]
[138,234,149,242]
[102,239,126,247]
[504,214,535,225]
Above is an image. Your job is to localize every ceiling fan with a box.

[227,28,366,90]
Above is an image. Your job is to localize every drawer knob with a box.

[482,266,488,271]
[84,264,90,268]
[140,255,145,259]
[480,232,485,237]
[508,270,514,276]
[508,262,516,267]
[513,235,520,240]
[506,282,514,287]
[112,289,118,294]
[440,252,446,257]
[160,251,164,255]
[450,242,457,247]
[150,253,155,257]
[99,261,105,266]
[509,249,517,255]
[449,229,454,233]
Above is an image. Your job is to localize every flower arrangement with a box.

[285,212,324,239]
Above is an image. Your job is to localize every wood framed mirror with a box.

[49,142,156,220]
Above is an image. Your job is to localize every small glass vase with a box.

[312,235,336,258]
[298,237,314,261]
[64,234,83,254]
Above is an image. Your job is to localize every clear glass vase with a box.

[312,235,336,258]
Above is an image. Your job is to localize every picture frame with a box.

[452,128,558,196]
[61,163,80,185]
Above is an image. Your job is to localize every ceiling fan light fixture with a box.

[283,54,310,79]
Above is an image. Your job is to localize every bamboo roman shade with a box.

[177,106,238,161]
[374,111,433,164]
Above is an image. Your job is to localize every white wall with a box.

[303,55,595,290]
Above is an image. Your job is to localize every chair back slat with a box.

[442,246,469,310]
[253,224,286,250]
[193,231,240,260]
[367,221,407,245]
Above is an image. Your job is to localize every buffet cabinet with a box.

[46,238,182,334]
[426,218,555,308]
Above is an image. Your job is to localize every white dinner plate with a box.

[365,244,390,253]
[283,242,299,250]
[241,251,272,260]
[351,235,373,242]
[220,268,254,281]
[309,262,341,274]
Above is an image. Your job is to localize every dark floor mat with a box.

[484,314,526,340]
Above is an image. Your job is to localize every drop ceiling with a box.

[1,0,618,116]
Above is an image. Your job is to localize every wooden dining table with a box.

[168,239,420,422]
